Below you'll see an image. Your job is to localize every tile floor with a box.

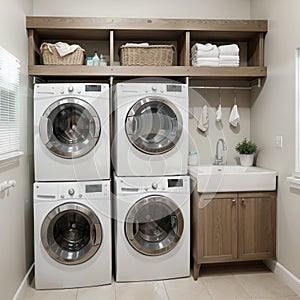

[24,263,300,300]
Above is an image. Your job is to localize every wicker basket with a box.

[40,43,85,65]
[119,45,175,66]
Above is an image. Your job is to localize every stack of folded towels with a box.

[191,43,219,66]
[218,44,240,67]
[191,43,240,67]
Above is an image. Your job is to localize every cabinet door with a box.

[238,192,276,260]
[195,193,238,263]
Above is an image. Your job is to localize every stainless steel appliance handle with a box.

[39,115,52,145]
[125,116,136,135]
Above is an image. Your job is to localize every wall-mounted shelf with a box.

[26,17,268,82]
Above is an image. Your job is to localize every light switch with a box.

[275,135,283,148]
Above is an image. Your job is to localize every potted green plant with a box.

[235,138,258,166]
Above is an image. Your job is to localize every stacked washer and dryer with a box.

[33,83,112,289]
[112,82,191,282]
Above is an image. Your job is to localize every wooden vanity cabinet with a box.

[192,190,276,280]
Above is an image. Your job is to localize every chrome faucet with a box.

[214,138,227,165]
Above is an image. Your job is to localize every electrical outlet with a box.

[275,135,283,148]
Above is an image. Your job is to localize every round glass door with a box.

[41,203,102,265]
[39,98,101,159]
[125,195,184,256]
[125,97,183,154]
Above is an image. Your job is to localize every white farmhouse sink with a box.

[189,165,277,193]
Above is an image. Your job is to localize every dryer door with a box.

[39,98,100,159]
[125,195,184,256]
[41,203,102,265]
[125,97,183,154]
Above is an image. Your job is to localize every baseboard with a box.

[12,263,34,300]
[264,259,300,296]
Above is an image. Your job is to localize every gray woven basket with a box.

[41,43,85,65]
[119,45,175,66]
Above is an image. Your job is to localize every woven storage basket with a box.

[119,45,175,66]
[40,43,85,65]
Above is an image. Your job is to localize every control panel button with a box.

[68,86,74,92]
[152,86,157,92]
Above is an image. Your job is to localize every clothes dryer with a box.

[34,83,110,181]
[112,82,188,176]
[113,174,190,282]
[34,180,112,289]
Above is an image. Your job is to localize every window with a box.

[0,46,22,165]
[287,47,300,188]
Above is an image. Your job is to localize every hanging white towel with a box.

[198,105,209,132]
[229,104,240,127]
[216,104,222,122]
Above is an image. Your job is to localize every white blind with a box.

[0,47,21,159]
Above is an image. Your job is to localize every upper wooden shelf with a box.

[26,16,268,82]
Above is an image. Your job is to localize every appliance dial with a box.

[152,183,158,190]
[151,86,157,92]
[68,188,75,196]
[68,86,74,93]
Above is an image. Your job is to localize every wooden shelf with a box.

[26,16,268,82]
[29,65,266,80]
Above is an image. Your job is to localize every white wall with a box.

[250,0,300,279]
[33,0,250,19]
[0,0,33,299]
[189,88,250,165]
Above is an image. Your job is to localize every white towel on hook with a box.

[198,105,209,132]
[229,104,240,127]
[216,104,222,122]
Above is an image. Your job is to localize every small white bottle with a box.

[86,57,93,66]
[99,54,107,66]
[188,151,199,166]
[92,51,100,66]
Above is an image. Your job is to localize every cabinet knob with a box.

[240,198,245,205]
[232,199,236,203]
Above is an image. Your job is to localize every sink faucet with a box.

[214,138,227,165]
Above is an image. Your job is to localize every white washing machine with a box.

[34,83,110,181]
[112,82,189,177]
[34,180,112,289]
[113,174,190,282]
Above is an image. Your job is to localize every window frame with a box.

[0,46,23,167]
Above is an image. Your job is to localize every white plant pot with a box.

[239,154,254,167]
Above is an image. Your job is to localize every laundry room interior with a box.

[1,1,300,300]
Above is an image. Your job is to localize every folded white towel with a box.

[219,55,240,61]
[216,104,222,122]
[192,57,219,62]
[192,57,219,66]
[191,43,216,52]
[219,62,240,67]
[218,44,239,55]
[55,42,84,57]
[192,61,219,67]
[229,104,240,126]
[198,105,209,132]
[124,43,150,47]
[191,48,219,58]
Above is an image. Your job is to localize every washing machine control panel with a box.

[58,183,109,199]
[117,176,189,195]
